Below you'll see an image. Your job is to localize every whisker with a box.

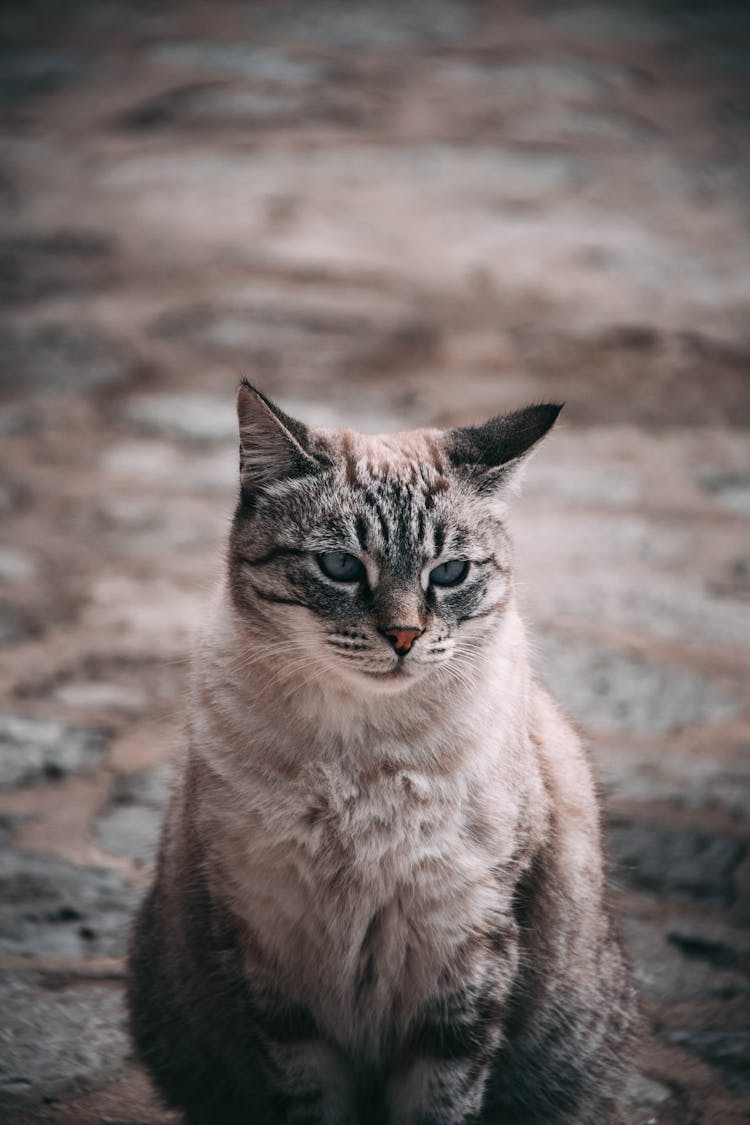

[222,640,311,676]
[277,661,337,706]
[248,654,332,704]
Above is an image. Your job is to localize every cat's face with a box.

[229,386,560,695]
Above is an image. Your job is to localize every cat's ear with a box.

[444,403,562,497]
[237,381,327,492]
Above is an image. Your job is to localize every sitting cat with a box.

[128,382,637,1124]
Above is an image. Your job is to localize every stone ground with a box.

[0,0,749,1121]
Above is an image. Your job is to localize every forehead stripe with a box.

[341,431,359,487]
[424,435,447,475]
[355,513,369,550]
[363,490,391,544]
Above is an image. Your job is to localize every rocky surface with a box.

[0,716,109,789]
[0,976,129,1112]
[0,846,139,959]
[0,1,748,1122]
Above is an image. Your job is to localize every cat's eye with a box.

[317,551,365,583]
[429,560,469,587]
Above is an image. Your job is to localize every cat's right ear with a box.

[237,382,327,493]
[444,403,562,502]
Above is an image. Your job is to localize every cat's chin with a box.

[338,663,428,695]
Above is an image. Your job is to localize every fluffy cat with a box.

[128,382,637,1125]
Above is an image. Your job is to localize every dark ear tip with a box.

[446,400,564,472]
[237,380,278,415]
[531,402,564,432]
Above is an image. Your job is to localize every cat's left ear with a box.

[444,403,562,498]
[237,381,330,493]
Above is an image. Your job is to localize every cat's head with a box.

[228,383,560,695]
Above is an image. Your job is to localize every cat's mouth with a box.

[328,644,445,691]
[352,662,428,691]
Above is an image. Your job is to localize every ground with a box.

[0,1,748,1122]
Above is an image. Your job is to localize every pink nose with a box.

[381,626,424,655]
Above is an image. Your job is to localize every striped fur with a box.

[128,385,637,1124]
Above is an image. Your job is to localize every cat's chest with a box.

[298,760,462,871]
[226,761,517,1053]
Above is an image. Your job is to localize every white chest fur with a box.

[193,603,533,1056]
[206,755,517,1057]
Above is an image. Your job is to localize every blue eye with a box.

[429,560,469,587]
[317,551,365,583]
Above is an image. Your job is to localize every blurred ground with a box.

[0,1,749,1122]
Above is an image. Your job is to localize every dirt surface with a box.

[1,2,749,1122]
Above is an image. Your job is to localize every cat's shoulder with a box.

[528,681,601,824]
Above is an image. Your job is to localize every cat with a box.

[127,382,637,1125]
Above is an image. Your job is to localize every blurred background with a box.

[0,1,748,1122]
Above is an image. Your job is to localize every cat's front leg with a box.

[263,1036,357,1125]
[385,991,505,1125]
[386,1054,495,1125]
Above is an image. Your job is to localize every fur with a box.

[128,384,637,1124]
